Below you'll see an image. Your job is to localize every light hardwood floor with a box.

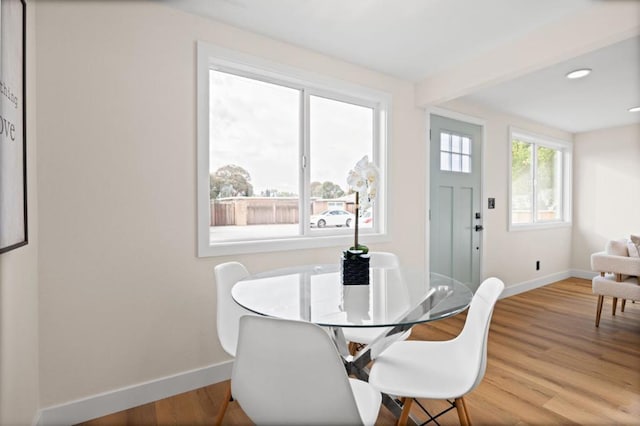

[77,278,640,425]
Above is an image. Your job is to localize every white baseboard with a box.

[500,270,572,298]
[39,360,232,426]
[570,269,598,280]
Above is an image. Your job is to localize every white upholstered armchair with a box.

[590,237,640,327]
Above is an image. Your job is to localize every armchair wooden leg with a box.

[621,299,626,312]
[455,397,471,426]
[397,397,413,426]
[213,381,232,426]
[612,297,618,316]
[595,295,604,327]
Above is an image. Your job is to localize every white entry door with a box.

[430,114,483,291]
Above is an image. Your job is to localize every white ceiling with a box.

[464,36,640,133]
[163,0,640,133]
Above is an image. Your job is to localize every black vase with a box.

[341,253,370,285]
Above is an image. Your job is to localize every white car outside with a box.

[310,209,355,228]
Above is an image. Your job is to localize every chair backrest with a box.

[369,251,410,326]
[213,261,250,357]
[368,251,400,268]
[251,263,337,279]
[231,315,365,425]
[454,277,504,393]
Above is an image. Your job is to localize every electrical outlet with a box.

[536,261,540,271]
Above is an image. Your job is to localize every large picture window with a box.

[509,128,572,229]
[197,43,389,256]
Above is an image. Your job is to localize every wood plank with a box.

[76,278,640,425]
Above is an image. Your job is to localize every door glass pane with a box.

[309,95,373,231]
[535,146,561,221]
[440,132,450,151]
[209,70,300,241]
[461,155,470,173]
[451,134,461,153]
[511,140,533,224]
[461,137,471,154]
[440,152,451,171]
[451,154,462,172]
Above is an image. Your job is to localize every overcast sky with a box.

[209,70,372,195]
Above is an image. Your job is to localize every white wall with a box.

[438,99,574,287]
[0,3,39,425]
[35,0,423,408]
[571,124,640,272]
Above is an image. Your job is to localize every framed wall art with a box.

[0,0,27,254]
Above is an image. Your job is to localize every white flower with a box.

[347,170,366,192]
[347,155,379,207]
[359,192,370,210]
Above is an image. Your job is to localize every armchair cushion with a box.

[606,239,629,257]
[592,276,640,301]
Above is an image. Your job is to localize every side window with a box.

[509,128,572,229]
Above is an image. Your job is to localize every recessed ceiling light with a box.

[629,106,640,113]
[566,68,591,79]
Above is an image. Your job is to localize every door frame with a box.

[425,106,487,286]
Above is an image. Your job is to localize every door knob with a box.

[475,225,484,231]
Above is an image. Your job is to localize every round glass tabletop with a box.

[232,264,473,328]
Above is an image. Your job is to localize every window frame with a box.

[197,41,391,257]
[439,130,473,173]
[508,127,572,231]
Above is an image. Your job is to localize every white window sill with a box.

[508,221,572,232]
[198,232,390,257]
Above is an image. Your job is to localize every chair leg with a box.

[213,380,232,426]
[621,299,626,312]
[455,397,471,426]
[612,297,618,316]
[397,397,413,426]
[595,295,603,327]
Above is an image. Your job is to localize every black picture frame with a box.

[0,0,27,254]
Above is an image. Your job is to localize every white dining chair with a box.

[213,261,251,426]
[368,277,505,426]
[344,251,412,355]
[232,315,382,426]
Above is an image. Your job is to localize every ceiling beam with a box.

[415,1,640,107]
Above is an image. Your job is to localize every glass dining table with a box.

[231,262,474,419]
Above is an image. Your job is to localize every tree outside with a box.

[511,140,558,221]
[511,140,533,211]
[210,164,254,199]
[261,188,297,197]
[310,181,345,199]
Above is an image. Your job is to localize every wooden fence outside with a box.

[212,197,299,226]
[210,196,355,226]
